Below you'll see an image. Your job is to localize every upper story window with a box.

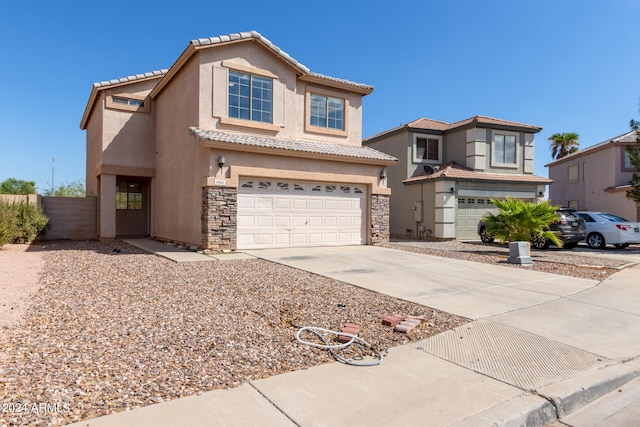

[310,94,344,130]
[568,164,579,182]
[492,133,517,165]
[623,149,639,170]
[304,87,348,137]
[106,93,150,113]
[412,134,442,163]
[228,70,273,123]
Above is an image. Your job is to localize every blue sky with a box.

[1,1,638,193]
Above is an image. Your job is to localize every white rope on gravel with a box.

[294,325,384,367]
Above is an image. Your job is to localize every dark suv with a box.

[477,208,587,249]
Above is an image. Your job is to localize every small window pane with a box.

[241,181,254,188]
[354,187,363,194]
[259,181,271,190]
[340,186,350,194]
[277,182,289,191]
[311,185,322,192]
[325,185,336,193]
[293,184,305,191]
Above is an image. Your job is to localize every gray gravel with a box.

[381,239,629,281]
[0,241,467,426]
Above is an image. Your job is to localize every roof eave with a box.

[193,136,397,166]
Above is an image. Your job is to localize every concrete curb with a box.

[450,363,640,426]
[537,363,640,418]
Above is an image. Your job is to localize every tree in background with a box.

[0,178,37,194]
[42,180,86,197]
[548,132,580,160]
[625,119,640,204]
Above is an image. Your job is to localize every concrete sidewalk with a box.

[69,245,640,426]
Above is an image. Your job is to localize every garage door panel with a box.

[292,199,307,209]
[275,216,290,227]
[257,216,273,227]
[238,179,365,249]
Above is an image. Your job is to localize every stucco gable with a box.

[150,30,373,99]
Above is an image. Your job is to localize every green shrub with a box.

[0,200,48,245]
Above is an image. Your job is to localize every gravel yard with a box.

[381,239,631,281]
[0,241,467,426]
[0,238,632,426]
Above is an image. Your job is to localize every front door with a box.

[115,177,149,237]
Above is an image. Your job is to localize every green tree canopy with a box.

[0,178,37,194]
[625,119,640,204]
[549,132,580,160]
[481,198,563,247]
[42,180,86,197]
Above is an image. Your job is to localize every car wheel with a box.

[613,243,630,249]
[563,242,578,249]
[479,227,494,243]
[586,233,606,249]
[531,235,549,249]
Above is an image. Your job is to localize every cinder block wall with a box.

[40,197,97,240]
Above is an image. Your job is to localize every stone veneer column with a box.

[370,194,390,244]
[201,186,237,250]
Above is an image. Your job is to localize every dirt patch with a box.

[0,244,44,340]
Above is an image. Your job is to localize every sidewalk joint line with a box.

[247,380,301,427]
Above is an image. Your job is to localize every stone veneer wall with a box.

[201,186,237,250]
[370,194,390,244]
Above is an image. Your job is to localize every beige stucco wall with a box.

[85,97,104,197]
[197,42,364,147]
[153,55,206,246]
[100,81,157,172]
[549,144,638,219]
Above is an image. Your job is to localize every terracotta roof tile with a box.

[402,162,552,184]
[189,127,398,163]
[365,115,542,143]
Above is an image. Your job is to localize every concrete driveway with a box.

[244,245,599,320]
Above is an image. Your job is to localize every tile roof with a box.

[402,162,552,184]
[189,127,398,163]
[365,115,542,143]
[189,31,373,92]
[93,69,168,89]
[545,129,638,167]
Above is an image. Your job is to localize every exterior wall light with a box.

[218,156,226,168]
[380,168,387,180]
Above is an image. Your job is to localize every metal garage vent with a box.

[414,319,613,390]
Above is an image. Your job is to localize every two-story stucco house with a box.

[364,116,551,240]
[546,130,640,221]
[80,31,396,250]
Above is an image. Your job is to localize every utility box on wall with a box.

[413,201,422,222]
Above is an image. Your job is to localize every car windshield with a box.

[599,213,628,222]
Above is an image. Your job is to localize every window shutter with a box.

[212,65,228,118]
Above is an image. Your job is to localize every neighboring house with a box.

[80,31,396,250]
[546,130,640,221]
[363,116,551,240]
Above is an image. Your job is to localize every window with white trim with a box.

[568,164,578,182]
[412,134,442,163]
[493,133,517,164]
[228,70,272,123]
[310,94,344,130]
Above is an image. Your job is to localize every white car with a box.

[577,211,640,249]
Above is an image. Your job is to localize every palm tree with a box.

[481,198,563,248]
[548,132,580,160]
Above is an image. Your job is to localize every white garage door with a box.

[237,179,366,249]
[456,197,500,240]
